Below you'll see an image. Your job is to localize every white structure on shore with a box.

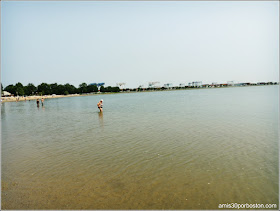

[189,81,202,87]
[2,91,12,97]
[227,81,235,86]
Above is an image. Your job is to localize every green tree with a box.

[14,82,25,96]
[37,83,51,95]
[15,82,23,88]
[87,84,98,93]
[24,83,37,96]
[57,84,66,95]
[100,85,106,92]
[4,84,16,95]
[50,83,58,94]
[79,83,88,94]
[100,86,120,93]
[17,87,25,96]
[64,83,77,94]
[111,86,120,92]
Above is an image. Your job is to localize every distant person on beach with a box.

[36,98,40,107]
[41,98,44,106]
[97,99,103,112]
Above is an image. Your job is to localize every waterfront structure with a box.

[227,81,234,86]
[189,81,202,87]
[1,91,11,97]
[202,84,210,88]
[235,82,251,86]
[219,83,228,87]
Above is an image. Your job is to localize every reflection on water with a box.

[98,111,104,128]
[1,86,279,209]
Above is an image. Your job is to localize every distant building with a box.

[164,83,173,88]
[219,83,228,87]
[235,82,251,86]
[202,84,210,88]
[189,81,202,87]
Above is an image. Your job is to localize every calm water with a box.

[1,86,279,209]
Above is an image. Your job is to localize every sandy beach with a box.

[1,92,120,102]
[1,94,79,102]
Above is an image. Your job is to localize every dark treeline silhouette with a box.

[100,86,120,93]
[3,82,120,96]
[2,81,278,96]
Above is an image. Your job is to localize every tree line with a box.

[2,82,120,96]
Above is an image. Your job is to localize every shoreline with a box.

[1,84,278,103]
[1,94,76,102]
[0,92,118,102]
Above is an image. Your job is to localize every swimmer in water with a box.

[36,98,40,107]
[97,99,103,112]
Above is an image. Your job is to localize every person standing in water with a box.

[36,98,40,107]
[41,98,44,106]
[97,99,103,112]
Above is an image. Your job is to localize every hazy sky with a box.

[1,1,279,88]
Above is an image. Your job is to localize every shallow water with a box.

[1,86,279,209]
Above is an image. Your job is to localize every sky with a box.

[1,1,279,88]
